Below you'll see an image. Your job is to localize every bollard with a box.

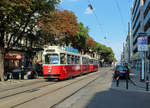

[146,76,149,91]
[9,73,13,82]
[126,75,128,89]
[116,76,119,87]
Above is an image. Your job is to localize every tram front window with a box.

[45,54,59,64]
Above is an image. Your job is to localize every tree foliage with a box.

[95,42,115,63]
[0,0,115,81]
[71,22,115,63]
[86,36,96,52]
[38,9,79,45]
[71,22,89,53]
[0,0,59,81]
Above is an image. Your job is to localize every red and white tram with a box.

[89,58,99,72]
[42,46,99,80]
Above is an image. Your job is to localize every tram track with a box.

[0,79,46,92]
[0,81,58,100]
[0,72,98,101]
[9,69,110,108]
[50,69,110,108]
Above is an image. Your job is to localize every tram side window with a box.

[60,53,66,64]
[90,59,94,64]
[71,55,75,64]
[95,60,98,65]
[82,57,88,65]
[96,60,98,65]
[93,59,98,65]
[93,60,95,65]
[87,58,89,65]
[82,57,84,65]
[78,56,81,64]
[75,56,80,64]
[67,55,71,64]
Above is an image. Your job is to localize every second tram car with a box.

[89,58,99,72]
[42,46,99,80]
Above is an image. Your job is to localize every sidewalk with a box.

[111,68,150,92]
[0,77,45,92]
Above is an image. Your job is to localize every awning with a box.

[5,54,23,60]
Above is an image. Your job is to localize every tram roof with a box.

[43,46,80,56]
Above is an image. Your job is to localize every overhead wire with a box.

[87,0,103,33]
[114,0,126,29]
[87,0,109,45]
[112,0,129,46]
[58,0,108,45]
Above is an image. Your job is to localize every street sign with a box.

[138,37,148,52]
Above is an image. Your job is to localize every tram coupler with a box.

[116,76,120,87]
[146,76,149,91]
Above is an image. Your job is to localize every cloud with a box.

[84,7,93,15]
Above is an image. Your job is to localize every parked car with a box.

[11,67,38,79]
[114,65,130,78]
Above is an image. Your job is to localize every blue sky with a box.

[58,0,134,61]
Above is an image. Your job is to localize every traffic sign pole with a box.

[138,34,148,81]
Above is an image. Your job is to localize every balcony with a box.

[132,18,140,35]
[131,7,140,26]
[144,11,150,26]
[132,0,140,16]
[133,42,138,51]
[133,29,141,44]
[143,0,150,12]
[145,26,150,33]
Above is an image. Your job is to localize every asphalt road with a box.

[68,68,150,108]
[77,88,150,108]
[0,68,107,108]
[1,67,150,108]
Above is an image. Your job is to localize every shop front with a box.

[5,53,23,70]
[4,50,24,80]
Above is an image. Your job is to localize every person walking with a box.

[32,56,39,78]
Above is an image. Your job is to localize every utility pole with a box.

[140,0,146,81]
[128,22,131,63]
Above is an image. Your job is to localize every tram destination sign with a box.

[138,37,148,52]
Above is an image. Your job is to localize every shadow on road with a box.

[84,88,150,108]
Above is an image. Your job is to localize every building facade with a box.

[131,0,150,54]
[131,0,150,72]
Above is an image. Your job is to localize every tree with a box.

[71,22,89,53]
[0,0,59,81]
[38,9,79,46]
[85,36,96,55]
[95,42,115,64]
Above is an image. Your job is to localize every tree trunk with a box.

[0,23,5,81]
[0,47,4,81]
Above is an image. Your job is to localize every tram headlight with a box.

[48,66,51,73]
